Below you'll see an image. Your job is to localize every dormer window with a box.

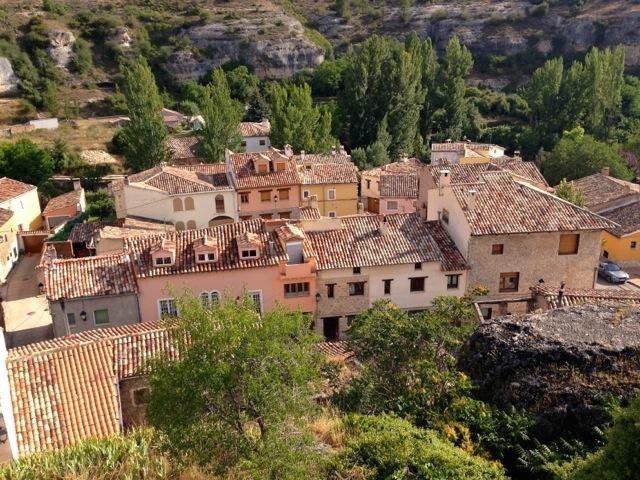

[275,161,286,172]
[155,256,172,266]
[241,249,258,259]
[236,231,261,260]
[151,238,176,267]
[257,163,268,174]
[193,235,219,264]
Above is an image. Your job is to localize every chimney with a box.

[224,148,232,165]
[339,145,346,155]
[284,144,293,157]
[73,179,82,191]
[557,281,566,306]
[514,150,521,159]
[439,169,451,188]
[331,145,336,155]
[357,201,364,214]
[123,175,129,186]
[466,189,477,211]
[601,166,610,176]
[445,139,452,144]
[378,215,389,235]
[300,150,305,161]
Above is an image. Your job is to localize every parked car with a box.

[598,262,630,284]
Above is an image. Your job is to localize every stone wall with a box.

[119,376,149,430]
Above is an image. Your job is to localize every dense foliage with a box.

[0,139,53,186]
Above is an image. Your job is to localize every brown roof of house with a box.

[125,218,288,278]
[431,142,503,153]
[125,164,231,194]
[44,254,138,301]
[572,173,640,210]
[300,206,321,220]
[600,201,640,237]
[306,213,468,271]
[0,177,36,203]
[229,149,300,189]
[43,189,82,215]
[292,153,353,165]
[167,135,202,160]
[426,160,548,189]
[379,174,418,198]
[363,158,422,177]
[239,120,271,137]
[0,208,13,226]
[6,321,178,456]
[531,284,640,309]
[297,162,358,185]
[68,220,121,244]
[451,172,617,235]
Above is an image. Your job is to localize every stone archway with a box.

[208,216,234,227]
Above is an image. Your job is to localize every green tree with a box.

[351,117,392,170]
[120,58,168,172]
[540,127,634,185]
[199,68,243,162]
[555,178,586,207]
[146,295,322,477]
[334,414,508,480]
[86,189,116,220]
[41,80,59,116]
[224,65,260,104]
[267,81,336,152]
[0,139,53,186]
[311,57,349,97]
[70,38,93,74]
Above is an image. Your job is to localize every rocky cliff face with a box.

[0,58,19,97]
[165,8,324,82]
[459,304,640,443]
[48,28,76,70]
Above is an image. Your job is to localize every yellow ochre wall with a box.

[302,183,358,217]
[602,231,640,264]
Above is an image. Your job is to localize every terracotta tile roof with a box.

[69,220,120,244]
[44,254,137,301]
[306,213,468,271]
[600,201,640,236]
[0,177,36,203]
[426,160,548,189]
[276,223,305,242]
[431,142,503,153]
[0,207,13,225]
[125,164,231,194]
[451,172,617,235]
[300,206,321,220]
[315,341,351,360]
[572,173,640,210]
[167,135,202,160]
[7,321,178,456]
[531,284,640,309]
[125,219,288,278]
[363,158,422,177]
[239,120,271,137]
[297,162,358,185]
[229,149,300,189]
[379,174,418,198]
[43,190,82,215]
[292,153,353,165]
[160,108,186,123]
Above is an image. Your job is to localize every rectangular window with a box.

[159,299,178,318]
[558,234,580,255]
[414,262,422,270]
[383,279,392,295]
[348,281,365,296]
[446,274,460,289]
[66,312,76,326]
[155,256,172,266]
[631,241,637,250]
[326,283,335,298]
[328,211,337,218]
[240,192,250,204]
[410,277,425,292]
[259,139,266,146]
[284,282,310,297]
[387,200,398,211]
[366,179,371,189]
[241,249,258,259]
[492,244,504,255]
[353,266,361,274]
[278,188,290,200]
[94,309,109,325]
[441,208,449,224]
[260,190,271,202]
[249,290,262,314]
[499,272,520,293]
[275,162,285,172]
[198,253,206,262]
[241,140,247,147]
[303,190,310,199]
[327,189,336,200]
[257,163,268,174]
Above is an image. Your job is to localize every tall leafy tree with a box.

[523,57,564,146]
[146,295,321,477]
[267,81,336,152]
[199,68,243,162]
[120,58,168,172]
[0,139,53,186]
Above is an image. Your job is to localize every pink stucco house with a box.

[360,157,421,215]
[125,218,317,321]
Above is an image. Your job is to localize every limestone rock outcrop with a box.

[0,57,19,96]
[48,28,76,70]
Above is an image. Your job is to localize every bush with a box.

[70,38,93,74]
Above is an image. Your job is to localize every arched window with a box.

[200,291,220,307]
[173,198,183,212]
[215,194,225,213]
[184,197,195,211]
[175,221,185,231]
[186,220,196,230]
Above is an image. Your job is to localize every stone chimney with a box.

[439,169,451,188]
[331,145,337,155]
[283,144,293,157]
[601,166,610,176]
[73,179,82,191]
[466,189,477,211]
[378,215,389,235]
[300,150,305,161]
[339,145,346,155]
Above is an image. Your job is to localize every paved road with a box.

[1,254,53,347]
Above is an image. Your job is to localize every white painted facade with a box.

[243,135,270,153]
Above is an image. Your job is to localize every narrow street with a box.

[1,254,53,348]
